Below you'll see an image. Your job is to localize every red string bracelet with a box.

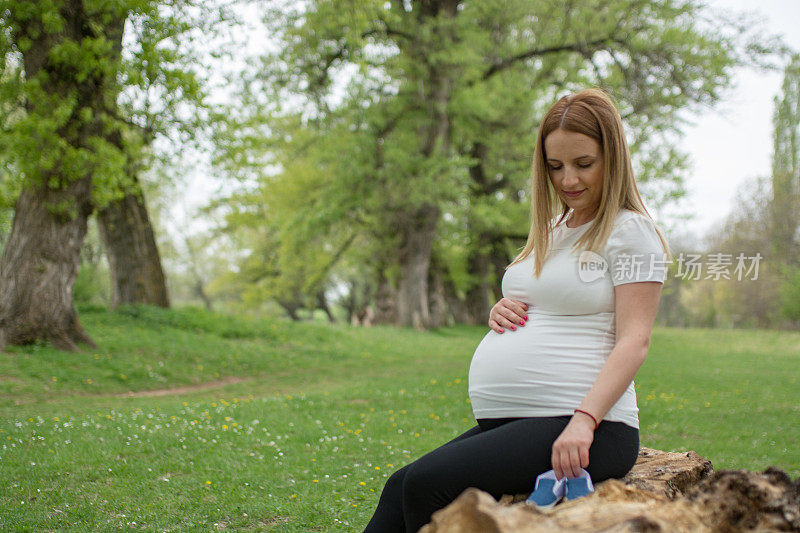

[574,409,599,430]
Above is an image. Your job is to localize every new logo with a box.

[578,251,608,282]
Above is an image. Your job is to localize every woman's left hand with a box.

[551,415,595,479]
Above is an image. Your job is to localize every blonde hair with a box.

[508,88,671,276]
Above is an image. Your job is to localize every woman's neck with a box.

[566,210,596,228]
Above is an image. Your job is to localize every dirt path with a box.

[114,376,253,398]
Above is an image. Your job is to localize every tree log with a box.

[419,448,800,532]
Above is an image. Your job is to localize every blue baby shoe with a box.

[564,469,595,501]
[526,470,565,509]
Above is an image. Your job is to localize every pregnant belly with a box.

[468,310,617,413]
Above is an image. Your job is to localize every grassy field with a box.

[1,305,798,531]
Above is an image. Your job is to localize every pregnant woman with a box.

[363,88,671,533]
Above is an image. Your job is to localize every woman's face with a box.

[544,128,604,223]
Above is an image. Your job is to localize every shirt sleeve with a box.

[604,215,669,286]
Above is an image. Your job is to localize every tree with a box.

[706,175,782,328]
[0,1,128,350]
[770,54,800,326]
[96,173,170,309]
[769,54,800,267]
[215,0,775,327]
[93,4,223,309]
[0,0,227,350]
[697,54,800,330]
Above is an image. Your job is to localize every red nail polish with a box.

[510,325,516,330]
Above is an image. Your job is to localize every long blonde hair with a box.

[508,88,671,276]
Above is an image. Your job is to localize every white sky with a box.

[677,0,800,237]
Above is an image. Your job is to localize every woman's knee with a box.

[400,462,426,500]
[364,466,410,533]
[587,423,639,481]
[402,457,463,510]
[401,460,441,504]
[386,465,408,492]
[381,463,411,501]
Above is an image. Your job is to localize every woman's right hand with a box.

[488,298,529,333]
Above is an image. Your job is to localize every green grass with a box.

[0,305,798,531]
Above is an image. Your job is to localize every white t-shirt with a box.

[467,208,668,429]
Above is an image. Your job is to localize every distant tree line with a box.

[669,55,800,329]
[0,0,794,353]
[209,0,778,328]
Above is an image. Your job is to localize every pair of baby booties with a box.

[525,468,594,508]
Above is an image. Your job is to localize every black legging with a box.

[363,416,639,533]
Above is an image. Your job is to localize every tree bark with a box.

[342,279,357,324]
[372,268,397,324]
[278,300,302,321]
[96,177,170,309]
[396,204,440,329]
[489,241,511,298]
[316,290,336,323]
[428,254,450,328]
[443,277,471,324]
[462,232,494,325]
[0,181,96,351]
[194,279,212,311]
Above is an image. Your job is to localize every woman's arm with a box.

[550,280,663,479]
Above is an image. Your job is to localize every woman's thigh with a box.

[403,416,639,502]
[402,417,570,505]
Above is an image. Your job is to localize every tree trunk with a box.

[428,254,450,328]
[342,278,362,324]
[0,182,96,351]
[96,178,170,309]
[279,301,302,321]
[443,278,471,324]
[194,279,212,311]
[489,241,511,298]
[396,204,440,329]
[316,290,336,323]
[372,268,397,324]
[462,141,512,325]
[462,232,495,325]
[388,0,457,329]
[420,448,800,532]
[0,2,126,351]
[769,169,800,266]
